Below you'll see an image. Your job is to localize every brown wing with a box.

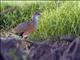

[14,20,36,35]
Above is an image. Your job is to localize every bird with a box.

[13,11,41,39]
[12,11,41,49]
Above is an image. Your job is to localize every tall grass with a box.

[0,1,80,41]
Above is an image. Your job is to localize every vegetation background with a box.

[0,1,80,41]
[0,1,80,60]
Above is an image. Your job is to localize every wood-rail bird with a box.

[14,11,41,39]
[12,11,40,49]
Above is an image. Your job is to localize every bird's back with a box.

[14,20,37,35]
[13,11,40,36]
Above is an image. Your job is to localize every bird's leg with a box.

[16,42,20,49]
[22,36,29,49]
[16,39,22,49]
[21,36,31,56]
[21,34,30,46]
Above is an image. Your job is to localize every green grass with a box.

[0,1,80,41]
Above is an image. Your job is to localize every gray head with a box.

[32,11,41,21]
[34,11,41,16]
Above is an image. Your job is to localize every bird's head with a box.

[34,11,41,16]
[32,11,41,21]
